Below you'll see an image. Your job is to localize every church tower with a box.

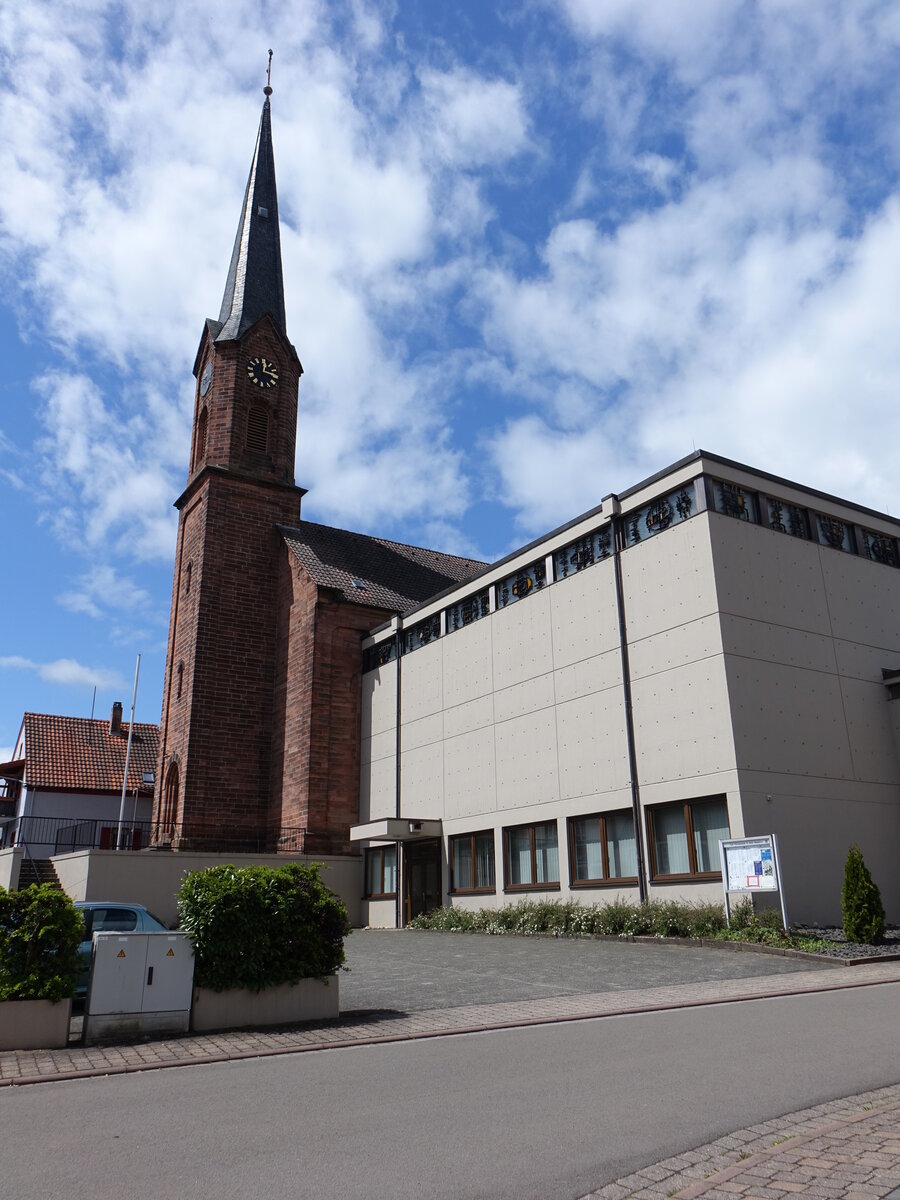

[153,83,305,845]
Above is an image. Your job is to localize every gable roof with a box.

[17,713,159,794]
[281,521,486,614]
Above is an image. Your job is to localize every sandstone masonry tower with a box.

[154,88,304,845]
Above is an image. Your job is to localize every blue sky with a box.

[2,0,900,759]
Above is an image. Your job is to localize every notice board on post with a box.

[719,834,788,930]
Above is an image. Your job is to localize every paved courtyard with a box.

[339,928,832,1013]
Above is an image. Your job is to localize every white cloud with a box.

[57,565,156,621]
[416,67,530,168]
[0,655,126,690]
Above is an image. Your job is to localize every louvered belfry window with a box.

[247,406,269,453]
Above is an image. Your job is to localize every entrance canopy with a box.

[349,818,442,843]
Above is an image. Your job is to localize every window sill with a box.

[649,872,722,885]
[450,887,497,896]
[570,878,639,889]
[366,893,397,901]
[503,883,561,893]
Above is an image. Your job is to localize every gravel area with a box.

[793,926,900,959]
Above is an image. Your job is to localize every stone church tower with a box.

[153,87,485,854]
[154,89,305,846]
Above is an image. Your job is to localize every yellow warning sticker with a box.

[166,948,175,957]
[117,950,126,958]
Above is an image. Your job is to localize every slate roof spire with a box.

[217,56,287,343]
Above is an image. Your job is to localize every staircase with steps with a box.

[17,857,62,890]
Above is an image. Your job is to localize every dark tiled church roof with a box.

[216,95,287,344]
[281,521,486,613]
[14,713,159,793]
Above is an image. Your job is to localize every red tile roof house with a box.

[0,705,159,888]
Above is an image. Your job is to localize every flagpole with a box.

[116,653,141,851]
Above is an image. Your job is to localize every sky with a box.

[2,0,900,760]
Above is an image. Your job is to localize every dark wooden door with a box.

[403,839,442,924]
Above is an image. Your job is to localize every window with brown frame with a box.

[450,831,495,893]
[503,821,560,890]
[365,845,397,898]
[647,796,730,880]
[568,810,638,886]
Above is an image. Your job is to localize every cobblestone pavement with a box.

[1,938,898,1198]
[580,1083,900,1200]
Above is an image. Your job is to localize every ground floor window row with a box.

[364,797,730,899]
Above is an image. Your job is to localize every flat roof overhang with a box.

[350,818,442,843]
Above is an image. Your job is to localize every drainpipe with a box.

[393,617,403,929]
[607,497,648,903]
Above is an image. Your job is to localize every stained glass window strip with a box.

[710,479,758,524]
[623,482,699,548]
[362,640,397,674]
[496,558,548,609]
[402,613,441,654]
[766,497,810,539]
[860,528,899,568]
[446,589,490,632]
[815,513,854,554]
[553,527,612,580]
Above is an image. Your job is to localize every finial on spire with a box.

[264,49,273,96]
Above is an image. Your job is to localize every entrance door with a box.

[403,839,442,924]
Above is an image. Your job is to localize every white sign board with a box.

[719,834,787,929]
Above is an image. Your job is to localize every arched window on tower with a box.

[194,407,209,470]
[161,762,180,834]
[247,405,269,453]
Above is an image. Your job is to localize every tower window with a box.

[184,562,192,595]
[194,407,209,469]
[247,406,269,453]
[176,661,184,699]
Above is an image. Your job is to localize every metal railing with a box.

[4,814,310,855]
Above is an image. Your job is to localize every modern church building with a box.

[153,88,900,928]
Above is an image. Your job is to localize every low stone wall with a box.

[0,847,22,893]
[0,998,71,1050]
[190,976,339,1033]
[51,850,362,928]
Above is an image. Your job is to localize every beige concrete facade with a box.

[357,452,900,927]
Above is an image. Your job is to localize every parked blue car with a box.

[74,901,168,997]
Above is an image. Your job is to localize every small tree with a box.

[0,884,84,1003]
[841,845,885,945]
[177,863,350,993]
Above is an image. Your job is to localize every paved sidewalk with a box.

[581,1083,900,1200]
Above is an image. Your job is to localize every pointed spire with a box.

[217,63,286,343]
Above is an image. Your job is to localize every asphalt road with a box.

[3,982,898,1200]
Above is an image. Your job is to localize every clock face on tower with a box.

[247,355,279,389]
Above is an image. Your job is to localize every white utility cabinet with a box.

[84,931,194,1043]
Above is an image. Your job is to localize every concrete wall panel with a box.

[719,614,837,674]
[401,742,444,815]
[360,754,396,824]
[622,517,718,638]
[363,664,397,737]
[494,708,559,810]
[494,670,555,724]
[727,659,853,779]
[492,590,554,692]
[632,658,736,784]
[821,554,900,647]
[553,648,622,705]
[555,691,631,800]
[443,727,496,820]
[549,562,619,670]
[444,695,496,739]
[629,613,723,680]
[442,618,493,708]
[401,642,443,723]
[401,712,444,752]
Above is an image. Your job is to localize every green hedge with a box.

[177,863,351,993]
[0,885,84,1003]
